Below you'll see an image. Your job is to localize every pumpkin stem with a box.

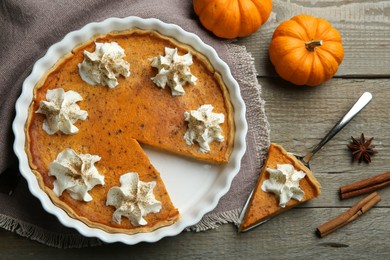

[305,40,323,52]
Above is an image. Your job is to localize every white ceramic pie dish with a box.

[12,16,247,244]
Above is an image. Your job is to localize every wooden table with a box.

[1,1,389,258]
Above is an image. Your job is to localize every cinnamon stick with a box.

[317,192,381,238]
[340,171,390,199]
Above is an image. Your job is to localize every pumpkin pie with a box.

[25,29,234,234]
[239,143,321,232]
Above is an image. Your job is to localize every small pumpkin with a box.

[193,0,272,39]
[269,14,344,86]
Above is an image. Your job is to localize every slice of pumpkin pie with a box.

[239,143,321,232]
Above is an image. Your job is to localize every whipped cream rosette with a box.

[106,172,162,226]
[48,148,104,202]
[78,42,130,88]
[150,47,197,96]
[36,88,88,135]
[262,164,306,207]
[184,104,225,153]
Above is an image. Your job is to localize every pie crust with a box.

[239,143,321,232]
[25,29,234,234]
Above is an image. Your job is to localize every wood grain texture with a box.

[1,208,390,258]
[239,0,390,77]
[260,78,390,207]
[1,0,390,258]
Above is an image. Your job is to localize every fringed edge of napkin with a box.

[0,42,269,247]
[0,214,102,248]
[187,42,270,232]
[186,209,240,232]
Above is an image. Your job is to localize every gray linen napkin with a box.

[0,0,270,247]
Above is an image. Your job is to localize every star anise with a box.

[347,133,378,163]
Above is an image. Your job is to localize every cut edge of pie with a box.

[30,28,235,164]
[24,28,235,234]
[71,29,235,164]
[238,143,321,232]
[26,140,180,235]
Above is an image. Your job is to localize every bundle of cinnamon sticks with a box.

[317,171,390,238]
[339,171,390,199]
[317,192,381,237]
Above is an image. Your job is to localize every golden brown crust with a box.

[214,72,234,162]
[29,28,234,163]
[239,143,321,232]
[25,28,234,234]
[27,136,179,234]
[34,172,179,235]
[34,163,179,235]
[99,29,235,162]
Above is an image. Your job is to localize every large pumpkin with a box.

[193,0,272,39]
[269,14,344,86]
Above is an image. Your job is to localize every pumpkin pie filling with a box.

[239,143,321,232]
[25,29,234,234]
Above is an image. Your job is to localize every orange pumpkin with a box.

[193,0,272,39]
[269,14,344,86]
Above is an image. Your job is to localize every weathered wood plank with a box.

[237,0,390,78]
[2,1,390,257]
[260,77,390,207]
[1,77,389,256]
[1,208,389,258]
